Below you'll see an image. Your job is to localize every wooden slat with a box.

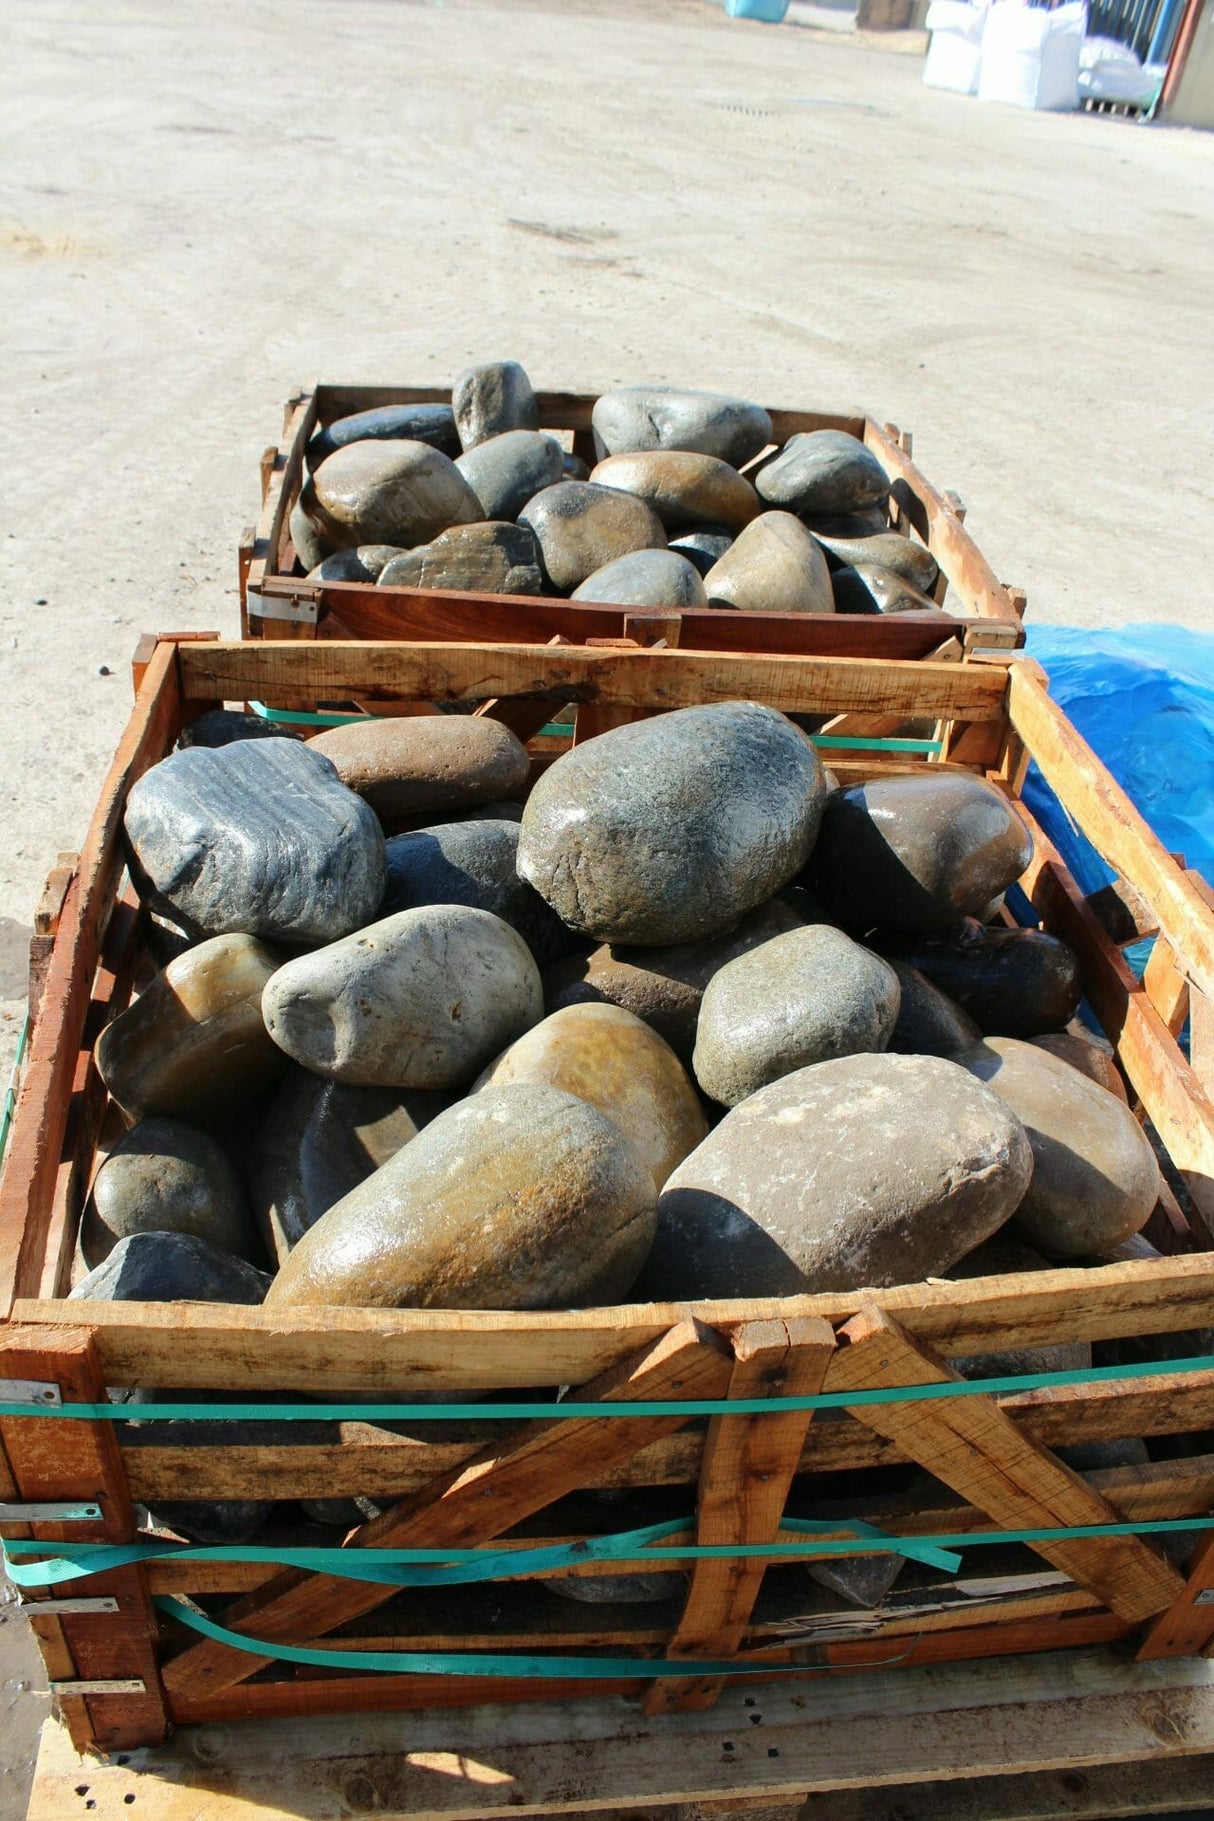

[0,639,182,1316]
[1143,936,1190,1037]
[830,1309,1184,1623]
[646,1317,835,1715]
[160,1320,734,1702]
[0,1327,166,1751]
[1009,663,1214,1004]
[1136,1534,1214,1660]
[174,640,1011,721]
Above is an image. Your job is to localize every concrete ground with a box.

[0,0,1212,1814]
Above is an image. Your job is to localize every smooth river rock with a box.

[543,896,811,1064]
[590,451,759,534]
[97,934,286,1121]
[474,1003,708,1191]
[289,496,328,570]
[306,440,482,550]
[1032,1030,1128,1102]
[125,738,386,944]
[308,715,529,822]
[455,429,565,520]
[307,545,403,584]
[693,926,901,1106]
[84,1118,255,1269]
[72,1231,271,1305]
[571,548,707,609]
[377,521,543,595]
[265,1085,657,1310]
[809,774,1033,934]
[453,361,540,450]
[381,818,580,967]
[703,511,835,614]
[955,1037,1160,1255]
[816,530,939,594]
[591,386,773,468]
[519,481,666,591]
[756,430,890,517]
[830,563,946,617]
[518,701,829,945]
[639,1053,1033,1299]
[307,403,460,467]
[886,959,982,1057]
[888,921,1082,1038]
[251,1068,451,1265]
[179,710,302,749]
[262,905,544,1089]
[669,527,734,576]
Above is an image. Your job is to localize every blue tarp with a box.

[1022,624,1214,896]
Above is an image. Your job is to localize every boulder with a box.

[71,1231,271,1305]
[809,774,1033,934]
[571,547,707,608]
[265,1085,657,1309]
[703,512,834,613]
[306,440,482,550]
[178,710,301,749]
[641,1053,1033,1298]
[1032,1030,1128,1102]
[453,360,541,450]
[815,530,939,594]
[888,921,1082,1038]
[518,701,829,945]
[261,905,543,1089]
[475,1003,708,1190]
[125,738,385,944]
[455,429,565,520]
[519,481,667,592]
[830,563,947,616]
[84,1118,256,1268]
[380,817,580,967]
[289,496,328,570]
[756,431,890,516]
[377,521,543,595]
[591,386,772,468]
[669,527,734,576]
[885,959,982,1057]
[693,926,901,1106]
[954,1037,1160,1254]
[308,715,529,822]
[307,546,403,584]
[307,403,460,467]
[590,451,759,534]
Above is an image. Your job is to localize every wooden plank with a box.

[117,1373,1214,1502]
[27,1650,1214,1819]
[830,1309,1185,1623]
[160,1320,734,1702]
[0,1326,167,1751]
[174,641,1011,722]
[1136,1533,1214,1660]
[0,638,182,1316]
[26,1242,1214,1393]
[1009,662,1214,1003]
[646,1317,835,1715]
[1143,936,1190,1037]
[796,1754,1214,1820]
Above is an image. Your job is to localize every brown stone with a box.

[308,715,529,822]
[518,481,667,592]
[590,451,759,533]
[1032,1030,1128,1102]
[306,440,482,551]
[475,1003,708,1190]
[703,511,835,613]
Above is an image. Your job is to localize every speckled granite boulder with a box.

[380,818,580,967]
[125,738,385,944]
[261,905,543,1089]
[954,1037,1160,1255]
[640,1053,1032,1299]
[475,1003,707,1190]
[265,1085,657,1310]
[693,926,900,1105]
[308,715,529,822]
[455,429,565,520]
[306,440,482,550]
[519,482,666,592]
[703,512,834,614]
[591,387,772,468]
[590,451,759,534]
[84,1118,255,1268]
[757,431,889,517]
[453,361,540,450]
[96,934,286,1121]
[518,701,829,946]
[571,548,707,608]
[307,403,460,467]
[809,774,1033,935]
[377,522,543,595]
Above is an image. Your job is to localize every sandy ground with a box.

[1,0,1213,1813]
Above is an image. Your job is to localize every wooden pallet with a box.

[240,384,1025,652]
[2,635,1214,1767]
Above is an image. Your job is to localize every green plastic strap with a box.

[151,1594,885,1679]
[5,1352,1213,1423]
[1,1517,961,1590]
[248,701,370,728]
[808,734,943,753]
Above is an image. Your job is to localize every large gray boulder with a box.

[84,1118,256,1268]
[518,701,829,946]
[307,404,460,468]
[380,817,580,967]
[455,429,564,520]
[887,922,1082,1038]
[704,512,835,614]
[306,439,482,550]
[453,360,541,450]
[519,481,667,592]
[571,548,707,608]
[591,386,772,468]
[590,452,759,534]
[640,1053,1033,1298]
[756,430,890,516]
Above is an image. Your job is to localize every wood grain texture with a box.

[160,1321,734,1702]
[831,1310,1184,1623]
[1136,1533,1214,1660]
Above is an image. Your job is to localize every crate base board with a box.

[27,1648,1214,1820]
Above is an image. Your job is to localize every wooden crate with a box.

[240,384,1025,654]
[3,634,1214,1766]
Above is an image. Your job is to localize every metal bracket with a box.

[246,587,319,626]
[20,1596,120,1616]
[51,1679,146,1696]
[0,1377,62,1408]
[0,1500,102,1522]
